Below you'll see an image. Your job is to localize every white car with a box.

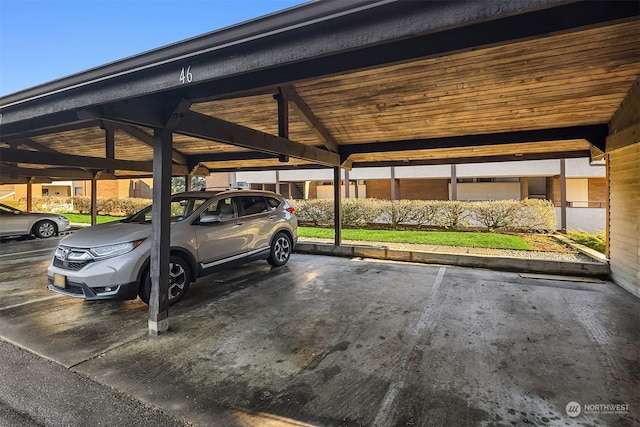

[48,190,297,305]
[0,203,71,238]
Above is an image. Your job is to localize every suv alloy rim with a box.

[274,235,290,262]
[168,261,187,300]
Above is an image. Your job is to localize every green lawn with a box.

[299,227,530,250]
[64,213,123,224]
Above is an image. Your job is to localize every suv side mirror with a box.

[199,214,221,224]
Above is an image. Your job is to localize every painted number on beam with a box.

[179,66,193,84]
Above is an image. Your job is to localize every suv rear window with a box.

[267,197,281,209]
[239,196,269,216]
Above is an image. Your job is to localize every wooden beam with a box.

[279,86,340,153]
[0,147,188,175]
[175,110,340,167]
[103,122,187,164]
[17,138,58,153]
[0,176,52,184]
[349,150,592,168]
[607,77,640,152]
[339,125,608,161]
[187,151,274,168]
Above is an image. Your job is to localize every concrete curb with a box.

[553,234,608,263]
[295,242,610,278]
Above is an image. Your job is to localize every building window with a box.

[74,187,83,196]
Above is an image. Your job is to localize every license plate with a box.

[53,273,66,288]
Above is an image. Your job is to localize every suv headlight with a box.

[89,239,145,260]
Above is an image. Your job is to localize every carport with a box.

[1,0,638,334]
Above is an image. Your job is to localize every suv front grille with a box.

[53,257,90,271]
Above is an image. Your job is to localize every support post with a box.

[105,128,115,174]
[90,177,97,226]
[344,170,350,198]
[275,170,281,194]
[184,175,191,192]
[334,167,342,246]
[149,128,172,336]
[520,177,529,200]
[26,179,34,211]
[560,158,567,232]
[390,166,396,201]
[450,164,458,200]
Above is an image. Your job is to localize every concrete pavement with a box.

[0,236,638,426]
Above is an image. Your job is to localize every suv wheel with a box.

[139,256,191,305]
[267,232,292,267]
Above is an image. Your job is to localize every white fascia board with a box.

[457,160,559,178]
[394,165,452,179]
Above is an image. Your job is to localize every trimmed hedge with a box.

[290,198,557,232]
[17,196,151,216]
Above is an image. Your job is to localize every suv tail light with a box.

[286,206,296,214]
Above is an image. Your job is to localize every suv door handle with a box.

[235,221,244,226]
[268,215,276,220]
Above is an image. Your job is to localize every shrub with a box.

[342,198,383,227]
[379,199,419,229]
[515,198,557,232]
[567,230,606,254]
[436,200,471,229]
[292,197,557,233]
[290,199,334,225]
[471,200,519,231]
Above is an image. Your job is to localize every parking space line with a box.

[0,295,62,311]
[0,248,55,258]
[373,266,447,427]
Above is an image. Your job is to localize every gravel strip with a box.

[298,237,600,263]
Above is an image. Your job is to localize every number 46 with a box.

[180,66,193,84]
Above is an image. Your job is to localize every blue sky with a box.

[0,0,306,96]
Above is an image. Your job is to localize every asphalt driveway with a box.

[0,237,638,426]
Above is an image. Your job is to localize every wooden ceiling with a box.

[0,1,638,181]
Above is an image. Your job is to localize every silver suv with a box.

[48,190,297,305]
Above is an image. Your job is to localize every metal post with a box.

[105,128,115,174]
[26,178,34,211]
[390,166,396,201]
[275,170,281,194]
[90,177,97,226]
[334,167,342,246]
[450,164,458,200]
[560,158,567,232]
[344,169,350,198]
[149,128,172,336]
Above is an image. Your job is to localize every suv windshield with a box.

[124,197,208,224]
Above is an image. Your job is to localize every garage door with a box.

[608,142,640,297]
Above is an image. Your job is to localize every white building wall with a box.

[556,207,607,234]
[393,165,451,179]
[452,182,521,201]
[280,169,333,181]
[565,158,606,178]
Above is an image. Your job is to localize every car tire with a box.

[33,220,57,238]
[139,256,191,306]
[267,232,292,267]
